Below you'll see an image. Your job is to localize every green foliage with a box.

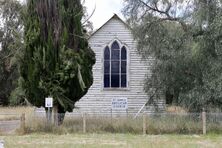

[0,0,24,105]
[123,0,222,111]
[20,0,95,113]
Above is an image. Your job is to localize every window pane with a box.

[121,74,127,87]
[111,61,119,74]
[104,46,110,60]
[121,61,127,74]
[104,74,110,87]
[111,49,120,60]
[104,61,110,74]
[111,74,120,87]
[111,41,120,49]
[121,46,127,60]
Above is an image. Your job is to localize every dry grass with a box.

[23,114,204,135]
[166,105,188,113]
[23,115,145,134]
[146,115,202,134]
[0,107,34,135]
[0,107,221,135]
[0,106,34,120]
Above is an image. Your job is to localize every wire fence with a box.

[0,113,22,134]
[19,111,222,135]
[1,111,222,135]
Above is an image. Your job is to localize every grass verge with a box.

[0,133,222,148]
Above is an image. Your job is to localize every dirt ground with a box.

[0,120,20,134]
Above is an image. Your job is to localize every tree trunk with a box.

[172,89,180,105]
[53,104,66,125]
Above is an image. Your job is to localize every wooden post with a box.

[143,112,146,135]
[111,108,113,124]
[47,107,51,125]
[53,105,58,126]
[126,108,129,122]
[202,109,206,135]
[20,113,25,133]
[83,113,86,133]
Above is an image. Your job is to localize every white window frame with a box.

[102,39,130,91]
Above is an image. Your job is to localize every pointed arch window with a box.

[104,41,127,88]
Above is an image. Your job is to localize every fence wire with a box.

[1,111,222,134]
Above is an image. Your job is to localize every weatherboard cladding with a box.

[73,15,165,116]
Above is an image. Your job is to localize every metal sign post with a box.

[45,97,53,125]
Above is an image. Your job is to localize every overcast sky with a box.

[20,0,125,30]
[84,0,125,29]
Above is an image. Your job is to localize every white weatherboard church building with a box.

[73,14,165,116]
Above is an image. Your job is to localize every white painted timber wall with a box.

[73,17,165,116]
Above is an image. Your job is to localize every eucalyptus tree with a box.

[0,0,24,105]
[123,0,222,111]
[20,0,95,124]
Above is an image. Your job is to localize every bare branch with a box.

[82,4,96,25]
[138,0,188,32]
[139,0,169,16]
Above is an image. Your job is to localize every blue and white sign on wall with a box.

[111,98,128,110]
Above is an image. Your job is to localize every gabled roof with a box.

[89,14,131,39]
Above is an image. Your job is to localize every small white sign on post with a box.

[45,97,53,108]
[45,97,53,125]
[111,98,128,110]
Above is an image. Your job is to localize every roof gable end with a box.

[89,14,131,39]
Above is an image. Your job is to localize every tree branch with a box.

[82,4,96,25]
[139,0,171,18]
[138,0,188,32]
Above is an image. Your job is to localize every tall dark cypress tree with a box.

[20,0,95,124]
